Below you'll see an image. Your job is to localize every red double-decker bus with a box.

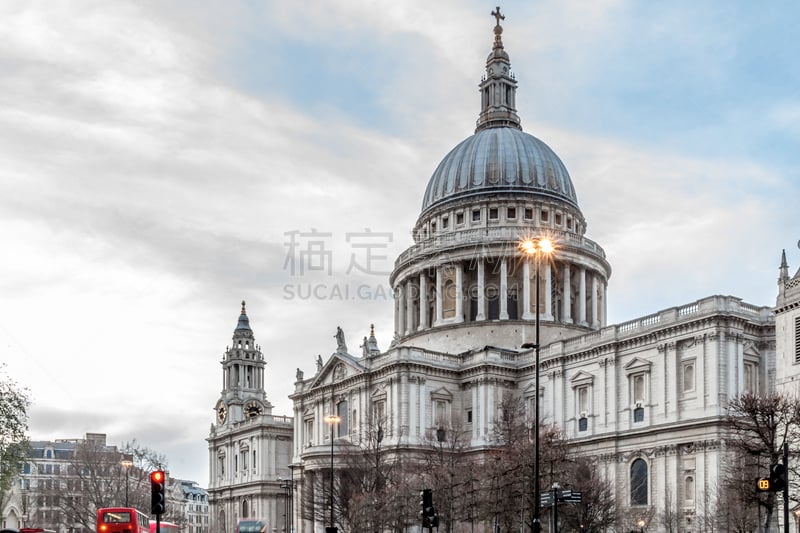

[96,508,150,533]
[150,522,180,533]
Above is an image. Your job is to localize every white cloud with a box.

[1,0,797,486]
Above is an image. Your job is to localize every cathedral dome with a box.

[420,127,579,215]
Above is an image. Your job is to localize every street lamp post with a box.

[519,237,554,533]
[120,455,134,507]
[324,414,341,533]
[286,464,296,533]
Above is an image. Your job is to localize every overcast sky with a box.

[2,0,799,486]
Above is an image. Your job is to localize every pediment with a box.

[624,357,652,375]
[570,371,595,388]
[309,352,366,388]
[430,386,454,401]
[371,384,388,400]
[744,344,760,362]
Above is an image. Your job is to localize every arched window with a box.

[685,476,695,503]
[683,363,695,392]
[630,458,648,505]
[443,279,457,318]
[241,499,249,518]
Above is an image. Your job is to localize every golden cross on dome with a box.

[491,6,505,26]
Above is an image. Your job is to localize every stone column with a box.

[419,274,428,330]
[561,263,572,324]
[578,267,587,326]
[522,260,533,320]
[472,384,479,440]
[409,377,417,438]
[405,279,414,335]
[435,267,443,326]
[601,279,607,327]
[486,380,495,435]
[455,263,464,323]
[476,260,486,321]
[544,262,553,320]
[418,379,427,433]
[591,274,599,328]
[397,283,406,336]
[500,258,509,320]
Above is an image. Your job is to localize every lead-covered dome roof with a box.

[420,127,579,214]
[419,8,581,217]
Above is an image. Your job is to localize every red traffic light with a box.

[151,470,165,483]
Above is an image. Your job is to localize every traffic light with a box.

[420,489,434,529]
[769,463,787,492]
[150,470,166,515]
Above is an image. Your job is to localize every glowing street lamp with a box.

[120,455,134,507]
[324,415,341,533]
[518,236,555,533]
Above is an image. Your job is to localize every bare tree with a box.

[301,414,410,533]
[0,365,30,521]
[487,392,573,533]
[558,457,616,532]
[656,488,680,533]
[40,439,170,532]
[724,391,800,532]
[420,418,472,533]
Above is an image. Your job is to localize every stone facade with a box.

[207,302,294,533]
[287,13,783,533]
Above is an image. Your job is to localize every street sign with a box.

[540,493,554,506]
[562,491,583,504]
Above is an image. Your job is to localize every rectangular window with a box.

[442,216,449,229]
[541,210,549,222]
[456,212,464,225]
[507,207,516,219]
[489,207,499,220]
[633,374,645,403]
[567,218,573,229]
[466,409,473,424]
[434,400,449,427]
[337,401,349,437]
[304,419,313,445]
[524,207,533,220]
[578,387,589,413]
[744,363,756,394]
[472,209,481,222]
[555,213,562,225]
[373,400,386,425]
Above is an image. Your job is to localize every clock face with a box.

[217,404,227,423]
[245,401,263,418]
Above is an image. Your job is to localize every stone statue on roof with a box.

[335,326,347,353]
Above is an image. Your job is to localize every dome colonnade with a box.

[390,10,611,347]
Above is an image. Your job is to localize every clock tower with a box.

[207,301,294,533]
[214,301,270,425]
